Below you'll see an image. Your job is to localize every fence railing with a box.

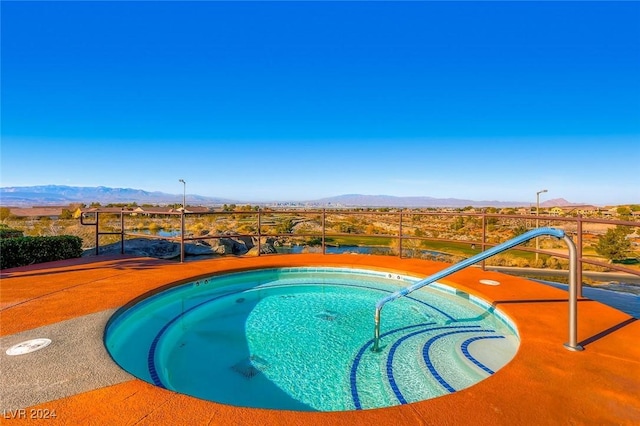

[80,208,640,283]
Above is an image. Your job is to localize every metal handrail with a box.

[372,227,583,352]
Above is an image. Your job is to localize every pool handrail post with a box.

[372,227,580,352]
[563,234,584,351]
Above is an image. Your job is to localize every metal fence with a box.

[80,209,640,284]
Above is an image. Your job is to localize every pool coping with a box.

[1,254,639,425]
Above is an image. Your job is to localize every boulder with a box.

[247,242,278,255]
[184,242,215,256]
[83,238,180,259]
[83,236,274,259]
[210,237,249,255]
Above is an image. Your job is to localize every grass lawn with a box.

[325,236,393,246]
[322,236,539,260]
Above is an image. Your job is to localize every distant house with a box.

[549,207,564,216]
[131,207,174,216]
[8,206,68,219]
[77,207,134,219]
[557,205,600,217]
[186,207,211,214]
[130,206,211,215]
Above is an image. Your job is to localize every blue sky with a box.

[2,1,639,205]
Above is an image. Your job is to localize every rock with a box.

[83,238,215,259]
[184,243,215,256]
[209,238,244,255]
[83,237,275,259]
[83,238,180,259]
[246,242,278,256]
[260,244,278,254]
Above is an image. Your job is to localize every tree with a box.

[450,216,465,231]
[276,218,294,234]
[513,224,529,237]
[0,207,13,221]
[595,226,632,262]
[616,206,631,218]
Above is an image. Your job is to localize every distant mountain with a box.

[0,185,238,206]
[0,185,581,208]
[307,194,530,208]
[540,198,572,207]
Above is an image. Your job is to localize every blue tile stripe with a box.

[349,322,439,410]
[460,335,505,375]
[391,327,490,402]
[350,324,481,409]
[387,325,480,404]
[421,329,496,393]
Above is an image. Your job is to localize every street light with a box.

[179,179,186,211]
[536,189,548,262]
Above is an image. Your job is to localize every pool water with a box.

[105,267,519,411]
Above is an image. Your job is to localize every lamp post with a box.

[536,189,548,262]
[179,179,186,211]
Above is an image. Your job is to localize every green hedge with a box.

[0,235,83,270]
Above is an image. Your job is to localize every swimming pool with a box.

[104,267,520,411]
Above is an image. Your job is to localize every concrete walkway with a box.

[1,254,639,425]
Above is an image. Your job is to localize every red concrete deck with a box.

[1,254,639,425]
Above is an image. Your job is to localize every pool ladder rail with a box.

[372,227,583,353]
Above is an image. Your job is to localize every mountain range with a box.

[0,185,576,208]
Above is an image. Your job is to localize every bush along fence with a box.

[0,235,83,269]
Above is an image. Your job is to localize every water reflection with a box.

[134,229,181,238]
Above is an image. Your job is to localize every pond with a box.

[276,245,451,258]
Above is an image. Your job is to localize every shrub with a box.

[0,235,83,269]
[512,257,531,268]
[0,226,24,239]
[595,226,633,262]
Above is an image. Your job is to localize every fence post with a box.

[322,209,326,255]
[180,210,185,263]
[120,209,125,255]
[576,214,583,297]
[481,211,486,270]
[399,211,403,258]
[257,209,262,257]
[95,212,100,256]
